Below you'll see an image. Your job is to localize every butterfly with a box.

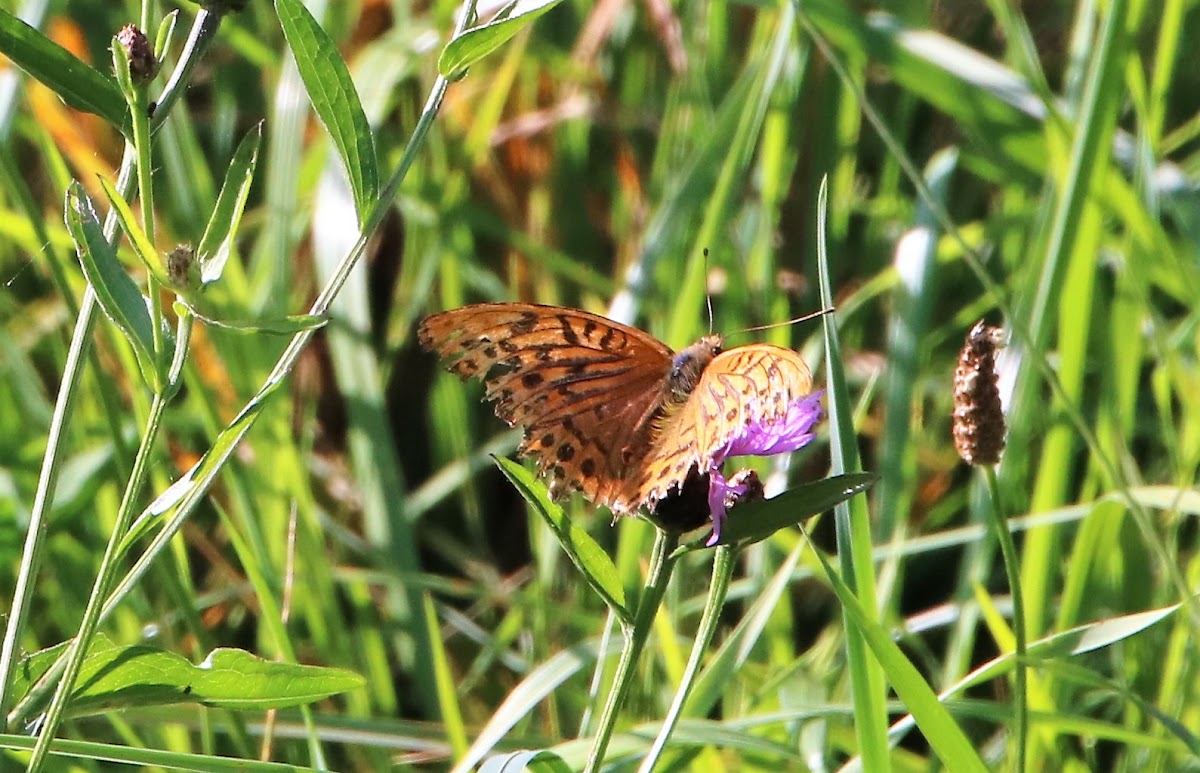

[418,302,822,541]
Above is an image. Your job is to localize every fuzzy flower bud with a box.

[116,24,158,84]
[165,244,199,291]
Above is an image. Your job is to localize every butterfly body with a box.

[666,336,723,397]
[418,303,815,524]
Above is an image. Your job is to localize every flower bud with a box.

[165,244,199,291]
[116,24,158,84]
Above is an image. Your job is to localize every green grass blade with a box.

[814,178,890,769]
[803,519,989,773]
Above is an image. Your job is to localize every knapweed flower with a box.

[704,390,824,545]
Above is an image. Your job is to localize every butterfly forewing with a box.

[418,303,675,507]
[622,344,813,511]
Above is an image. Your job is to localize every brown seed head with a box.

[117,24,158,84]
[953,320,1007,465]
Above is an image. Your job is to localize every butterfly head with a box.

[666,334,724,399]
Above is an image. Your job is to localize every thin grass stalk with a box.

[25,390,171,770]
[801,1,1200,632]
[577,611,618,737]
[637,544,738,772]
[0,164,129,733]
[25,33,176,769]
[814,177,890,769]
[0,9,225,732]
[7,0,473,737]
[984,466,1027,772]
[585,529,679,772]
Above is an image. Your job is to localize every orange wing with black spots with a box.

[420,303,814,520]
[418,303,675,508]
[615,344,813,512]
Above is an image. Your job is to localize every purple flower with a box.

[705,391,824,545]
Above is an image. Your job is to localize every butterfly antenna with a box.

[736,306,835,335]
[703,248,714,335]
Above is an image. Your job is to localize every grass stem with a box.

[985,465,1027,772]
[585,529,678,772]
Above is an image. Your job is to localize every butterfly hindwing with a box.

[623,344,813,511]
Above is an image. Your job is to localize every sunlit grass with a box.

[0,0,1198,769]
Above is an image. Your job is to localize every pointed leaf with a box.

[197,122,263,285]
[65,182,161,389]
[494,456,629,623]
[439,0,565,80]
[96,176,171,287]
[694,472,878,550]
[275,0,378,222]
[185,304,328,335]
[0,8,129,133]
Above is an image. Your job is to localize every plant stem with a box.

[124,55,164,376]
[0,147,131,729]
[585,529,678,772]
[638,544,737,771]
[984,465,1026,773]
[0,6,222,739]
[25,391,171,771]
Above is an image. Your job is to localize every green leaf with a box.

[183,305,328,335]
[197,122,263,286]
[0,8,129,134]
[11,635,364,716]
[814,177,891,767]
[274,0,378,223]
[64,182,161,390]
[96,176,171,287]
[153,10,178,64]
[438,0,565,80]
[701,472,879,550]
[0,734,315,771]
[878,604,1189,761]
[493,456,630,624]
[808,527,989,773]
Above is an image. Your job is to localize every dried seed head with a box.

[953,320,1007,465]
[116,24,158,84]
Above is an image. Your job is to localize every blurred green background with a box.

[2,0,1199,769]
